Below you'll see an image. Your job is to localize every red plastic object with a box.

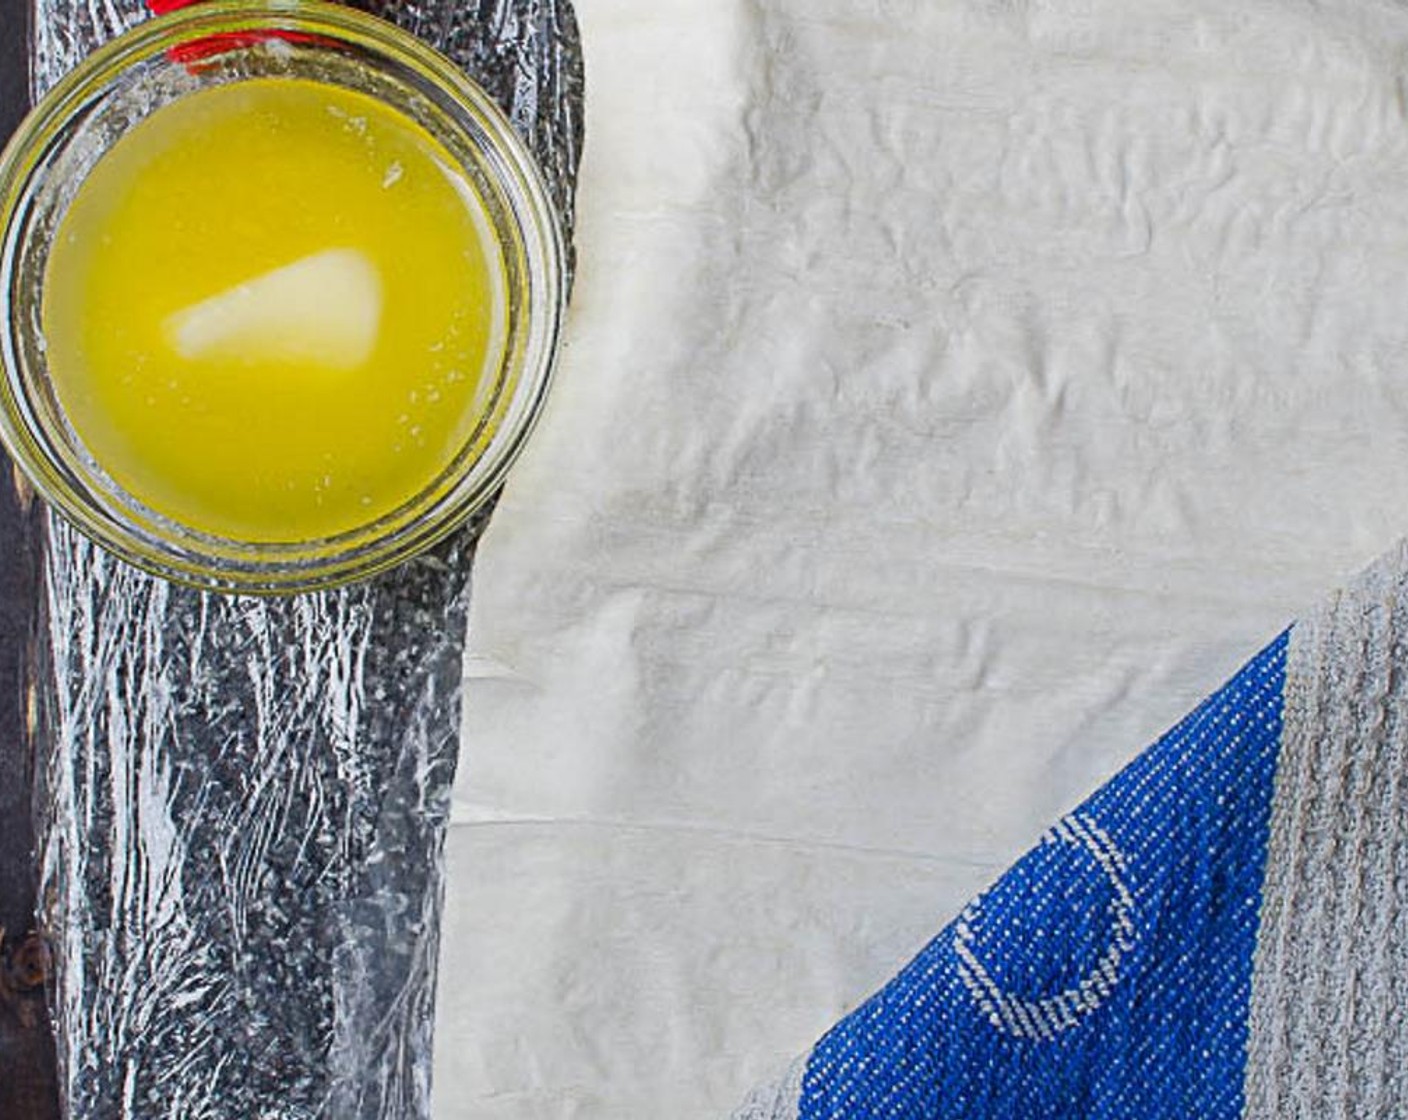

[146,0,322,65]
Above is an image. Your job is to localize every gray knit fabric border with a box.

[1244,542,1408,1116]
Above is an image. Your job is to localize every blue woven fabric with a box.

[799,631,1289,1119]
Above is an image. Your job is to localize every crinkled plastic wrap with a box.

[27,3,582,1117]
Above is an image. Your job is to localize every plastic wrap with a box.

[26,3,582,1117]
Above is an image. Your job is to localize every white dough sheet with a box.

[433,0,1408,1115]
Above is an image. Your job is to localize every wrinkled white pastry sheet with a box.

[433,0,1408,1115]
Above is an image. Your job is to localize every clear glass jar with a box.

[0,0,565,593]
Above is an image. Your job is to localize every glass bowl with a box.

[0,0,565,593]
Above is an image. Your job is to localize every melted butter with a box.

[43,78,506,542]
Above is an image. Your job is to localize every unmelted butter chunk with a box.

[166,248,382,371]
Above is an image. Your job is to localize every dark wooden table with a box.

[0,2,63,1116]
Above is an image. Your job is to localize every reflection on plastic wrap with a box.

[28,2,582,1116]
[40,521,484,1118]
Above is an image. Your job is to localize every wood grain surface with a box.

[0,1,62,1115]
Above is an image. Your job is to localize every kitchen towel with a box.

[735,542,1408,1118]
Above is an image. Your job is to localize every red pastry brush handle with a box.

[146,0,321,63]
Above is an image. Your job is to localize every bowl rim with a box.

[0,0,566,594]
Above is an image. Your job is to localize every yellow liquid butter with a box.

[42,78,506,542]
